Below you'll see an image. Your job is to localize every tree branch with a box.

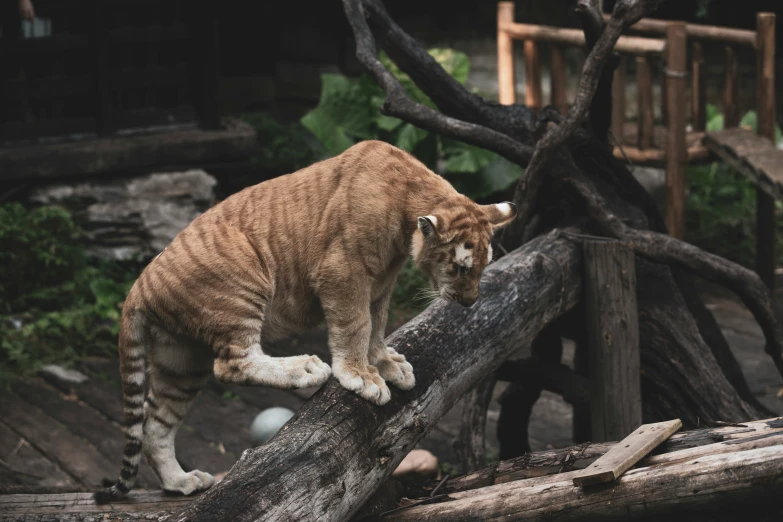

[361,0,535,143]
[566,174,783,380]
[512,0,666,229]
[453,374,497,475]
[343,0,534,168]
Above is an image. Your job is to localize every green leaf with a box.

[443,143,496,173]
[396,123,429,152]
[300,74,377,156]
[427,48,470,85]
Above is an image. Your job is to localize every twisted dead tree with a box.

[171,0,783,520]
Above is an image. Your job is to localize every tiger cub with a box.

[95,140,517,501]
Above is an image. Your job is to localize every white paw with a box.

[290,355,332,388]
[162,470,215,496]
[376,352,416,391]
[335,365,391,406]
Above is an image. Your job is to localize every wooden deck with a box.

[704,127,783,202]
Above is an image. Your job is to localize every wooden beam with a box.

[756,12,777,290]
[499,22,665,56]
[723,46,740,129]
[664,22,688,239]
[582,240,642,442]
[572,419,682,486]
[636,56,654,150]
[611,56,626,144]
[550,44,568,115]
[601,13,757,47]
[524,40,542,113]
[691,41,707,132]
[497,2,516,105]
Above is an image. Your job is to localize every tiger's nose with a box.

[459,295,478,308]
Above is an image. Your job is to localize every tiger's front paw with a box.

[375,348,415,391]
[334,364,391,405]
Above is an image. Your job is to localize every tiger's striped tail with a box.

[94,311,147,504]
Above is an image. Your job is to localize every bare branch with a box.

[343,0,534,167]
[512,0,667,230]
[361,0,535,143]
[566,174,783,380]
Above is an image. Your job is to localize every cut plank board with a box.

[572,418,682,487]
[704,127,783,202]
[0,391,118,489]
[0,490,200,515]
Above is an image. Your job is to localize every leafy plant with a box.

[0,203,137,383]
[685,104,783,268]
[301,48,524,201]
[241,112,321,174]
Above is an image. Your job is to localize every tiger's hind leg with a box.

[145,337,214,495]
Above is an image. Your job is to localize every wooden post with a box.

[612,56,626,144]
[550,44,568,115]
[93,0,111,135]
[756,13,776,289]
[723,46,740,128]
[497,2,516,105]
[636,56,654,150]
[524,40,542,113]
[583,240,641,442]
[691,42,707,131]
[665,22,687,240]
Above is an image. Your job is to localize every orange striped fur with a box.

[95,140,516,501]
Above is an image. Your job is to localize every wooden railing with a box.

[497,3,776,244]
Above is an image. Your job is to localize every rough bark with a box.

[174,234,582,521]
[379,445,783,521]
[452,374,496,475]
[404,418,783,498]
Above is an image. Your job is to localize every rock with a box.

[250,407,296,445]
[29,170,217,261]
[38,365,88,384]
[391,449,439,484]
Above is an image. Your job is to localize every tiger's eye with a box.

[464,242,473,249]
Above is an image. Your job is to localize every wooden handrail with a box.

[603,14,757,47]
[499,22,666,56]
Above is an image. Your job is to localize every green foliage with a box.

[0,203,136,383]
[241,112,320,173]
[704,103,783,143]
[685,105,783,267]
[301,48,523,201]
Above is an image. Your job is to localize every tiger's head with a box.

[411,200,517,307]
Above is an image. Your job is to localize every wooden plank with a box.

[611,56,626,144]
[549,44,567,115]
[664,22,688,239]
[0,423,77,493]
[582,240,641,442]
[499,22,666,56]
[756,12,776,290]
[524,40,542,113]
[635,56,654,150]
[723,46,740,128]
[704,137,783,203]
[706,127,772,157]
[571,419,682,487]
[0,392,117,488]
[384,444,783,521]
[0,490,200,515]
[602,13,757,47]
[691,41,707,131]
[9,378,158,487]
[497,2,516,105]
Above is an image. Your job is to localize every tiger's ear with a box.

[481,202,517,230]
[417,215,439,238]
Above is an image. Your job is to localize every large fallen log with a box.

[172,232,581,521]
[378,422,783,521]
[3,419,781,521]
